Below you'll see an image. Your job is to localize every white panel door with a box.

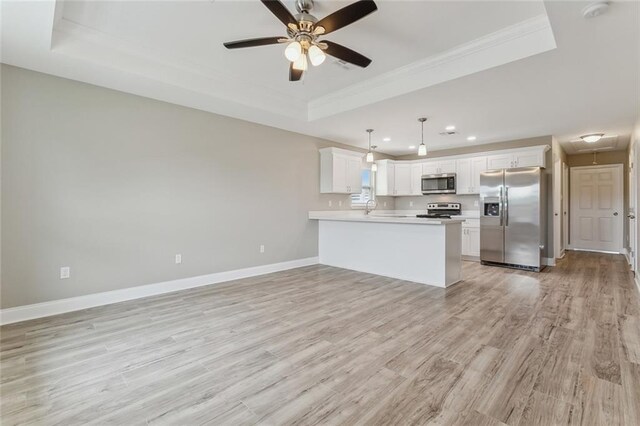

[570,165,624,253]
[410,163,423,195]
[394,163,412,195]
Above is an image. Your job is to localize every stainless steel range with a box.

[416,203,461,219]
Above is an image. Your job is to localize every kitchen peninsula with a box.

[308,211,463,287]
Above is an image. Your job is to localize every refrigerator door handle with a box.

[505,186,509,227]
[499,186,504,226]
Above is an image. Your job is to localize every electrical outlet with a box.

[260,245,265,253]
[474,200,479,207]
[175,254,182,264]
[60,267,70,279]
[329,200,332,207]
[384,201,387,207]
[338,200,342,207]
[409,201,414,207]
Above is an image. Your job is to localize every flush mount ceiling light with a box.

[467,136,477,141]
[223,0,377,81]
[580,133,605,143]
[583,1,610,19]
[366,129,374,162]
[418,117,428,156]
[383,137,391,142]
[445,125,456,131]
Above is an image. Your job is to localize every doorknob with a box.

[629,214,636,219]
[613,212,619,216]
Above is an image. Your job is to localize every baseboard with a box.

[542,257,556,266]
[0,257,319,326]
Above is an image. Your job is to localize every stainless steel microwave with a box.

[421,173,456,194]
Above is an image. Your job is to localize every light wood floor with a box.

[1,251,639,425]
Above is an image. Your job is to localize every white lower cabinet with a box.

[462,219,480,259]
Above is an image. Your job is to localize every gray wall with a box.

[394,136,556,259]
[0,65,393,309]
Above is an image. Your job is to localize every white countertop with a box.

[308,210,464,225]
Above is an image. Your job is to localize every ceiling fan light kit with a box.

[223,0,377,81]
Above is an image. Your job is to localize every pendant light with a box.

[418,117,427,156]
[370,145,378,171]
[366,129,374,163]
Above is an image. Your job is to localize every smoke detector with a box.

[583,2,610,19]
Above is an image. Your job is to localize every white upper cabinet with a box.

[327,145,548,197]
[456,156,487,195]
[375,159,395,196]
[438,160,457,174]
[423,160,456,175]
[410,163,424,195]
[319,148,363,194]
[456,158,472,195]
[486,153,513,170]
[470,156,488,193]
[513,150,545,168]
[487,147,547,170]
[393,163,412,196]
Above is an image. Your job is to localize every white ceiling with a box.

[1,1,638,156]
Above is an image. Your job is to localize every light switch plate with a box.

[175,254,182,264]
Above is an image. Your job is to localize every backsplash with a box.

[393,194,481,213]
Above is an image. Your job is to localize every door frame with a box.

[569,164,625,254]
[629,140,638,271]
[553,154,562,258]
[562,162,569,253]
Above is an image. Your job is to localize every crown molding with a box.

[308,14,556,121]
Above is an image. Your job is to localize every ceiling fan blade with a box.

[289,63,303,81]
[223,37,285,49]
[314,0,377,35]
[260,0,298,27]
[322,41,372,68]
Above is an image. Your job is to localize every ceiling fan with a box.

[223,0,377,81]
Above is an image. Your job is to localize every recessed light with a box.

[445,125,456,131]
[467,136,477,141]
[383,137,391,142]
[408,145,416,149]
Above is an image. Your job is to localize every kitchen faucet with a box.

[365,199,378,215]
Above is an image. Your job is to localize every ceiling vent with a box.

[439,130,458,136]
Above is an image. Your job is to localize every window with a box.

[351,169,374,207]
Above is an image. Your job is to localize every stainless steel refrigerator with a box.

[480,167,546,271]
